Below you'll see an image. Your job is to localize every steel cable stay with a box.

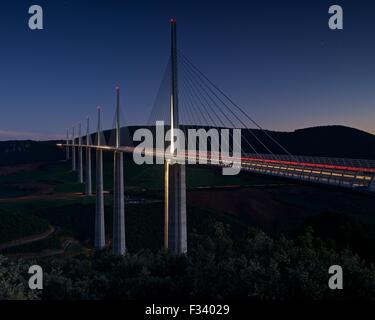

[179,52,291,156]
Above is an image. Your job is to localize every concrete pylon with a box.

[66,128,70,161]
[112,87,126,255]
[164,19,187,254]
[78,122,83,183]
[95,106,105,249]
[85,117,92,196]
[164,161,187,253]
[72,126,76,172]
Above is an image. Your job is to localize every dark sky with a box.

[1,0,375,140]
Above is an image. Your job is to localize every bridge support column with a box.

[78,122,83,183]
[72,127,76,172]
[85,147,92,195]
[95,107,105,250]
[95,148,105,249]
[72,147,76,171]
[78,149,83,182]
[113,151,125,255]
[164,160,187,254]
[112,87,126,255]
[66,129,70,161]
[85,117,92,196]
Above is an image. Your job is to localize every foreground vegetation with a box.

[0,210,49,244]
[1,223,375,300]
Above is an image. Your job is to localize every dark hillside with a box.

[0,140,64,165]
[1,125,374,166]
[272,125,375,159]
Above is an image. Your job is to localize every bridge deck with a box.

[60,144,375,192]
[240,158,374,190]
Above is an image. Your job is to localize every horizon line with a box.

[0,124,374,142]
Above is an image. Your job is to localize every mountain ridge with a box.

[0,125,374,165]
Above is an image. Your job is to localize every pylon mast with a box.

[97,106,101,146]
[164,19,187,254]
[66,128,70,160]
[72,126,76,171]
[95,106,105,249]
[78,122,83,183]
[115,86,120,148]
[113,87,126,255]
[86,117,90,146]
[85,117,92,196]
[170,18,179,154]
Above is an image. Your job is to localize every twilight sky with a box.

[1,0,375,140]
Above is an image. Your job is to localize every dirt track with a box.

[0,225,55,251]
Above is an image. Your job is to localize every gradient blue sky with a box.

[1,0,375,140]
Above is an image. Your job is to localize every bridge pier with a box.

[78,122,83,183]
[72,126,76,172]
[95,107,105,249]
[85,147,92,195]
[164,161,187,254]
[66,128,70,161]
[95,148,105,249]
[113,151,125,254]
[85,117,92,196]
[112,87,126,255]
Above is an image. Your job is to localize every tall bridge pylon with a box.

[164,19,187,254]
[78,122,83,183]
[66,128,70,161]
[71,126,76,172]
[85,117,92,196]
[112,87,126,255]
[95,106,105,250]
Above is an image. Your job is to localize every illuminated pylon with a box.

[164,19,187,254]
[95,106,105,249]
[85,117,92,196]
[112,87,126,255]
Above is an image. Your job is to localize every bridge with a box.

[58,19,375,256]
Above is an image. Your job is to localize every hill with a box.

[271,125,375,159]
[0,140,64,166]
[1,125,374,166]
[121,124,375,160]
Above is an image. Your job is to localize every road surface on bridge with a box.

[60,143,375,192]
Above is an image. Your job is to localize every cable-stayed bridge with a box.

[59,19,375,256]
